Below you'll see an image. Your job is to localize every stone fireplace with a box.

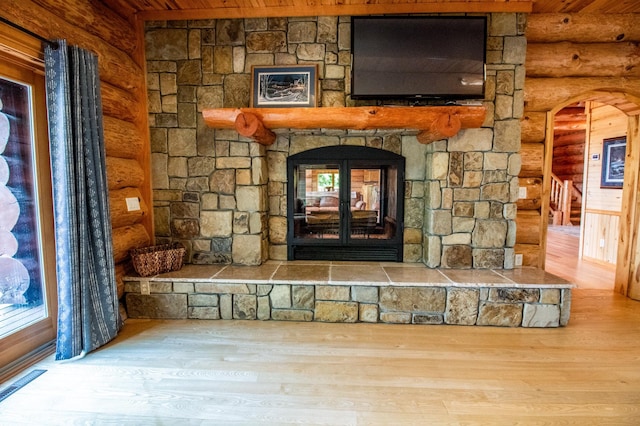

[132,13,572,328]
[146,13,525,268]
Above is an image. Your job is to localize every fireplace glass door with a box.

[288,146,404,261]
[293,163,341,239]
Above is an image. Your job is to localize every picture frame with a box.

[601,136,626,188]
[251,65,317,108]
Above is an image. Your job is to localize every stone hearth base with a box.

[123,262,573,328]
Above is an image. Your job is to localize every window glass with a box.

[0,76,47,337]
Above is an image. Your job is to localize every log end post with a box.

[234,111,276,145]
[417,113,463,144]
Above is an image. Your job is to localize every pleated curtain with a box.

[44,40,120,361]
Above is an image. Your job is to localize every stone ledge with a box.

[123,264,572,328]
[125,263,574,289]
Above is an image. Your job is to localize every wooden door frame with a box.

[542,91,640,299]
[617,115,639,298]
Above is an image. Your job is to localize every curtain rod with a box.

[0,16,59,49]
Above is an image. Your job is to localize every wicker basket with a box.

[130,243,186,277]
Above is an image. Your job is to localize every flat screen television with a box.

[351,16,487,101]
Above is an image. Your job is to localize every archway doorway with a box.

[545,101,617,289]
[542,91,640,299]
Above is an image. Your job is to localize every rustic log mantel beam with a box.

[202,106,486,145]
[234,111,276,145]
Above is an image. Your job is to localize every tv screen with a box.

[351,16,487,100]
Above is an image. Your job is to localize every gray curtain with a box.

[44,40,120,361]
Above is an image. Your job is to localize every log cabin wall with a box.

[146,13,525,268]
[520,13,640,268]
[549,104,586,227]
[552,105,586,196]
[0,1,154,297]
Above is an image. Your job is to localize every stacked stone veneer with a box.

[145,13,526,268]
[124,277,571,327]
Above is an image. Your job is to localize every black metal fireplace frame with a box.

[286,145,405,262]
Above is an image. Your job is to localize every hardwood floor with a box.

[0,289,639,424]
[0,228,634,424]
[545,225,616,289]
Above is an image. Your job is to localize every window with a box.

[0,75,47,334]
[317,172,339,191]
[0,24,57,378]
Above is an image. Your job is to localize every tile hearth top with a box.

[125,262,574,289]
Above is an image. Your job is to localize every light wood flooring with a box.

[545,225,616,290]
[0,228,636,424]
[0,289,639,424]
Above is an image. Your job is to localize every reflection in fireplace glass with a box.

[293,165,394,241]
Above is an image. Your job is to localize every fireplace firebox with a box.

[287,146,404,261]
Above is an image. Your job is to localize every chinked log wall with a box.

[1,0,153,297]
[518,13,640,281]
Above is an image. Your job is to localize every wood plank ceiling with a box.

[100,0,640,21]
[102,0,535,21]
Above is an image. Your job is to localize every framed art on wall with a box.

[601,136,626,188]
[251,65,317,108]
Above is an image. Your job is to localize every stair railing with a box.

[550,173,574,225]
[571,183,582,206]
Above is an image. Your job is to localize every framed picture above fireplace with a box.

[251,65,318,108]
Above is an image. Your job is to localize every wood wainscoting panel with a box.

[582,211,620,265]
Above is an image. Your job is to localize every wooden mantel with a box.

[202,106,486,145]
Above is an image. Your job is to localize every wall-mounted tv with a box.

[351,16,487,101]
